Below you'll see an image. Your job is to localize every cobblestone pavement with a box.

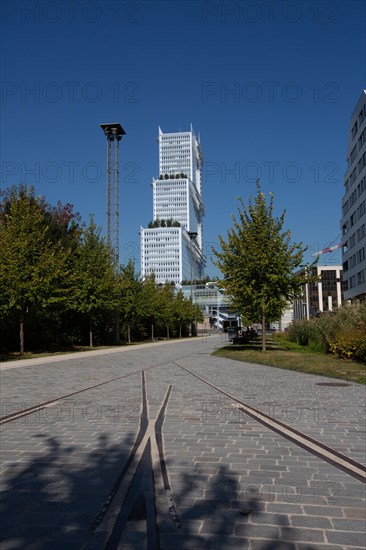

[0,335,365,549]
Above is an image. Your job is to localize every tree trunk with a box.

[115,312,120,345]
[179,324,182,338]
[89,318,93,348]
[166,325,170,339]
[151,323,154,341]
[20,315,24,355]
[127,323,131,344]
[261,309,266,351]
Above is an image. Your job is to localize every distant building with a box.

[180,282,238,330]
[270,307,294,331]
[293,266,344,321]
[140,126,205,284]
[341,90,366,301]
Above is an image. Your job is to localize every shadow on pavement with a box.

[1,436,318,549]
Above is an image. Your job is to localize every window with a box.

[351,120,358,140]
[357,270,365,284]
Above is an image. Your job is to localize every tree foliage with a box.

[212,182,312,350]
[0,185,203,354]
[0,186,72,353]
[70,216,118,347]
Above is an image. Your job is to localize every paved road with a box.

[0,335,365,549]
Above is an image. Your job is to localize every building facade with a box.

[293,266,344,321]
[341,90,366,301]
[180,282,238,330]
[141,126,205,284]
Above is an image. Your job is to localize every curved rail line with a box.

[0,347,201,426]
[174,361,366,484]
[2,349,365,548]
[2,352,365,484]
[0,341,218,426]
[0,353,366,483]
[0,365,156,426]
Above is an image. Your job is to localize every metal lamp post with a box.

[187,231,198,336]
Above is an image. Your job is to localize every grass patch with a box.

[213,339,366,384]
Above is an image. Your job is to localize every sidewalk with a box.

[0,335,365,549]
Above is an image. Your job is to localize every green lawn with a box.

[213,339,366,384]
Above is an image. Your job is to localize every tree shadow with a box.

[0,432,134,548]
[1,435,319,549]
[159,463,319,550]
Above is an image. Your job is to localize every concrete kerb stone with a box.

[0,335,218,370]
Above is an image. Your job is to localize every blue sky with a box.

[1,0,365,276]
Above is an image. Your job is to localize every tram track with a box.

[0,347,207,426]
[1,346,365,548]
[174,361,366,484]
[2,352,365,483]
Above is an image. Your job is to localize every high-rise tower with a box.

[140,126,205,284]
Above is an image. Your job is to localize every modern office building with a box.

[293,265,344,321]
[341,90,366,301]
[141,126,205,284]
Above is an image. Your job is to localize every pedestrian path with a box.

[0,335,365,549]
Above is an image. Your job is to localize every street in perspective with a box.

[1,335,365,549]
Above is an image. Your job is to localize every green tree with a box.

[173,290,188,338]
[118,261,141,343]
[0,186,71,353]
[135,274,159,340]
[71,216,118,347]
[212,182,311,350]
[158,282,176,338]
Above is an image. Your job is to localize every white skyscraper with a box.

[341,90,366,300]
[140,126,205,284]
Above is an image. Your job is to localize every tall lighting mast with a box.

[100,122,126,266]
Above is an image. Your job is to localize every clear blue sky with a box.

[1,0,365,276]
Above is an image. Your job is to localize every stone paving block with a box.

[331,518,366,531]
[250,542,297,550]
[234,524,280,539]
[200,519,235,535]
[326,530,366,546]
[302,505,344,516]
[280,526,325,542]
[343,507,366,518]
[266,503,304,514]
[290,514,333,529]
[249,512,290,526]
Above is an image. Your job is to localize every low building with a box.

[180,282,238,330]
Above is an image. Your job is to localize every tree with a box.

[71,216,118,347]
[118,261,141,343]
[135,274,160,340]
[212,182,311,350]
[0,186,71,353]
[173,290,188,338]
[158,282,176,339]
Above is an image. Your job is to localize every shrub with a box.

[286,320,326,348]
[329,331,366,363]
[286,303,366,359]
